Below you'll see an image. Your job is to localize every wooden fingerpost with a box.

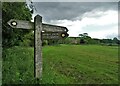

[34,15,42,79]
[7,15,69,80]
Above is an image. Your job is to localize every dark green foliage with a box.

[42,40,48,46]
[19,31,34,47]
[47,39,59,45]
[2,46,35,84]
[113,37,120,44]
[100,39,113,44]
[2,2,32,48]
[80,39,85,44]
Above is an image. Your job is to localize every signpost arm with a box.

[34,15,42,79]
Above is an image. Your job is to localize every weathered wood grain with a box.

[42,32,69,39]
[7,19,34,29]
[34,15,42,79]
[7,19,68,32]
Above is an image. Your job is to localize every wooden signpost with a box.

[7,15,69,79]
[8,19,68,32]
[42,32,68,40]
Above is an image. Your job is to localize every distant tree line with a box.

[61,33,120,46]
[42,33,120,46]
[78,33,120,45]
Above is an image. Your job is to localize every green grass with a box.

[2,45,118,84]
[2,47,35,84]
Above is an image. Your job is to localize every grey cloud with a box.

[33,2,118,22]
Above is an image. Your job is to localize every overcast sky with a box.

[31,2,118,39]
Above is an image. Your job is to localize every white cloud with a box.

[89,26,118,39]
[49,10,118,39]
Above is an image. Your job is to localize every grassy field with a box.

[2,45,118,84]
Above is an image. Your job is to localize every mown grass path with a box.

[42,45,118,84]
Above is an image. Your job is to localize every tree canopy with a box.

[2,2,32,48]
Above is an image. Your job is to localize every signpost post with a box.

[34,15,42,79]
[7,15,69,79]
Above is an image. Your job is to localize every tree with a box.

[79,33,88,38]
[2,2,32,48]
[79,33,91,44]
[113,37,120,44]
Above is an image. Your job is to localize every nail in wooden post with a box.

[34,15,42,79]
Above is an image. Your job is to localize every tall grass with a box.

[2,46,34,84]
